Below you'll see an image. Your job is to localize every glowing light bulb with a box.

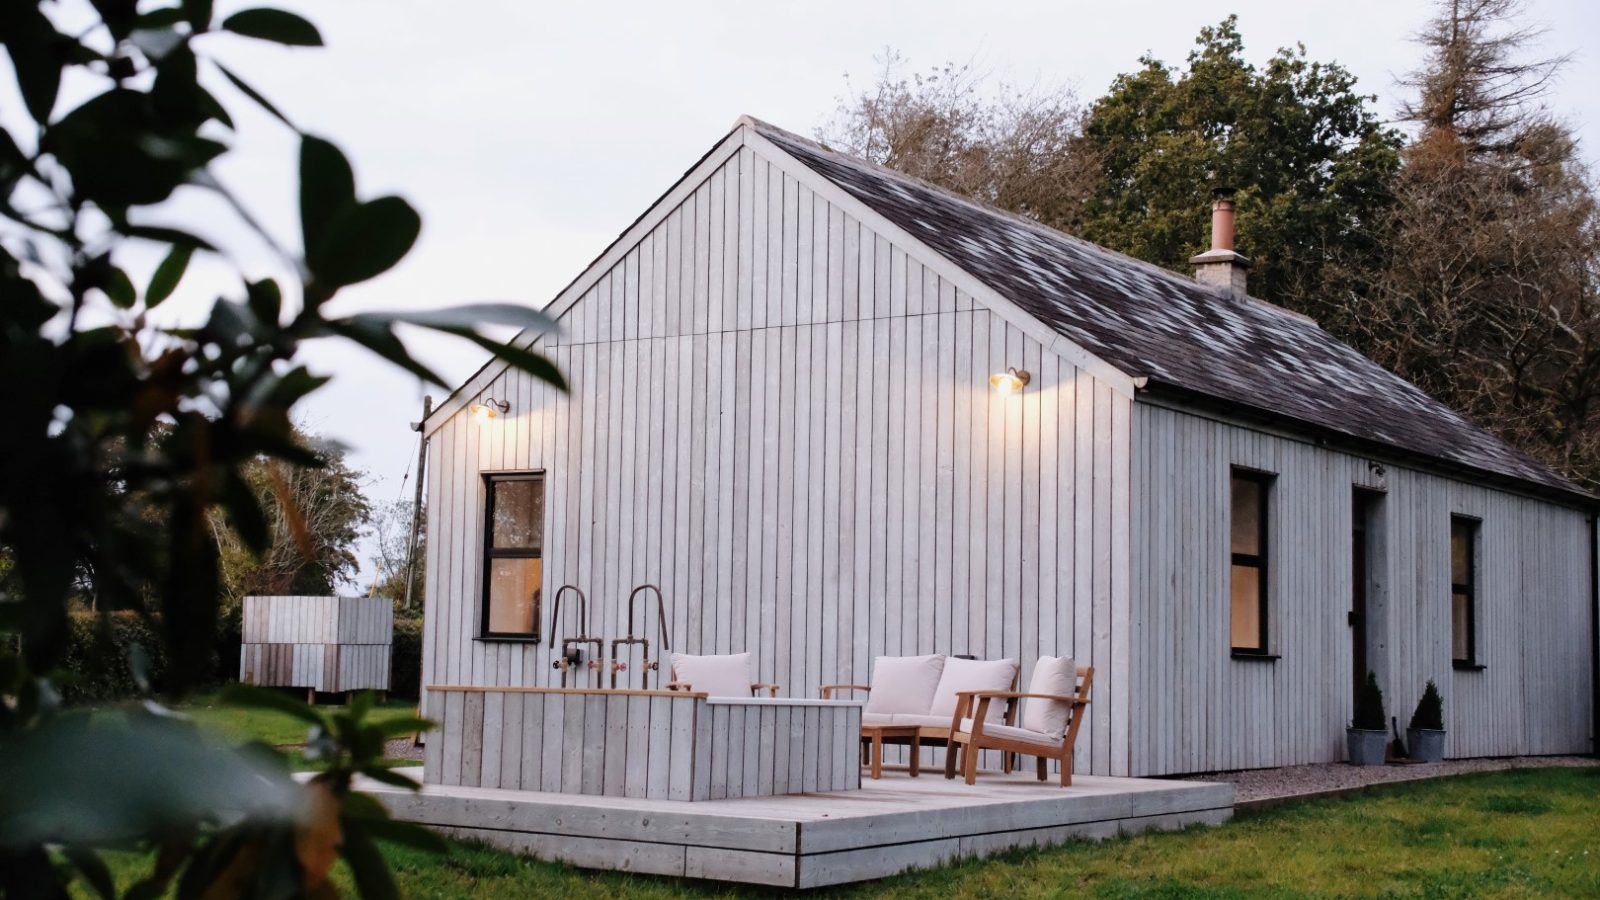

[989,368,1031,395]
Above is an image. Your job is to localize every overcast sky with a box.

[15,1,1599,588]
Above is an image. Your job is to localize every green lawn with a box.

[179,689,420,748]
[364,766,1600,898]
[90,765,1600,897]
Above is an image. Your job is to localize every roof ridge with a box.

[744,115,1300,321]
[744,117,1585,500]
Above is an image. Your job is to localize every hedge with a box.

[59,611,193,704]
[390,615,422,699]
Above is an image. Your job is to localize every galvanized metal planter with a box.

[1346,728,1387,766]
[1407,728,1446,763]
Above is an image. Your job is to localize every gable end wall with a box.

[421,141,1137,777]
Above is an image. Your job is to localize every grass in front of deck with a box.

[365,766,1598,897]
[179,689,419,746]
[88,766,1600,897]
[175,689,420,769]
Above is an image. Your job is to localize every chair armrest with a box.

[952,690,1026,738]
[665,681,692,691]
[968,690,1089,704]
[819,683,870,699]
[751,682,781,697]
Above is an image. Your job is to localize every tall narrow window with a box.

[1450,516,1479,667]
[1230,469,1272,653]
[481,473,544,640]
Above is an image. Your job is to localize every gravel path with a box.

[384,737,425,762]
[1185,755,1595,804]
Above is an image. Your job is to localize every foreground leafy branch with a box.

[0,1,564,896]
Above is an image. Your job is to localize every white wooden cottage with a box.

[418,116,1596,777]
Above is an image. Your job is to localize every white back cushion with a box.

[863,655,946,715]
[671,652,753,697]
[1021,656,1077,738]
[929,657,1017,723]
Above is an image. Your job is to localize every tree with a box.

[1078,17,1403,317]
[818,51,1102,234]
[1341,0,1600,486]
[368,499,425,609]
[1399,0,1568,156]
[0,2,565,896]
[212,435,374,606]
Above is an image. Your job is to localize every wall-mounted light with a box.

[469,397,510,424]
[989,367,1031,395]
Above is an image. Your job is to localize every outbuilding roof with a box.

[752,119,1585,501]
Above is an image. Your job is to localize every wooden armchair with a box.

[666,652,780,697]
[945,660,1093,786]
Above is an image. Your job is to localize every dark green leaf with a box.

[105,266,137,308]
[359,816,447,853]
[245,277,282,326]
[339,821,400,900]
[349,689,374,721]
[221,471,270,553]
[199,297,253,348]
[306,196,420,289]
[365,714,434,739]
[351,302,557,333]
[119,224,217,251]
[339,790,389,819]
[196,86,235,129]
[357,765,425,791]
[91,0,140,41]
[251,364,329,411]
[220,682,327,727]
[1,6,64,123]
[299,136,355,258]
[221,8,323,46]
[150,45,204,125]
[321,318,447,386]
[213,61,295,129]
[139,7,187,29]
[43,89,198,207]
[0,126,31,187]
[64,846,116,900]
[147,244,193,306]
[449,330,569,391]
[182,0,213,30]
[0,712,299,846]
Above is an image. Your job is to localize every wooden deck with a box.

[367,767,1233,888]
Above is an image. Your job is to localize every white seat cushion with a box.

[929,657,1016,723]
[1021,656,1077,739]
[861,712,895,726]
[959,718,1062,749]
[863,655,946,716]
[888,714,954,729]
[671,652,754,697]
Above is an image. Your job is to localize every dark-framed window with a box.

[1230,469,1273,653]
[1450,515,1479,667]
[480,472,545,641]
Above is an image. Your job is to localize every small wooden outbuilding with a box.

[239,595,393,698]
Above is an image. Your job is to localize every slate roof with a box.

[753,119,1586,500]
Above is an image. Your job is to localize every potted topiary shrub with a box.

[1347,670,1387,765]
[1407,680,1446,763]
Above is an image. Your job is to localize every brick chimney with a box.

[1190,189,1250,299]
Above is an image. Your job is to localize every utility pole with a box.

[403,395,431,611]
